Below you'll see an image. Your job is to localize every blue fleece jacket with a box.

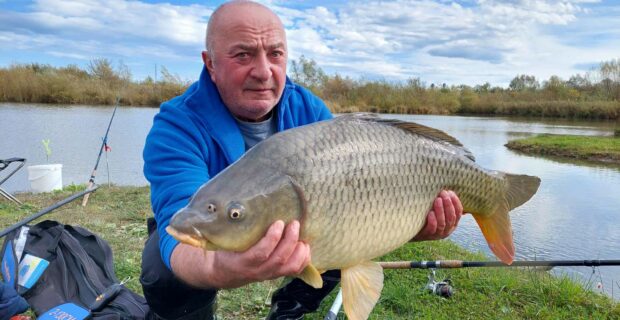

[143,66,333,269]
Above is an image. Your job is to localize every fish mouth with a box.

[166,226,219,251]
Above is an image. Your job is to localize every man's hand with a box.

[171,220,310,289]
[411,190,463,241]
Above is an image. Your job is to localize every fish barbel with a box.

[167,113,541,320]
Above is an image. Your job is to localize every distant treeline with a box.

[1,57,619,120]
[291,56,620,120]
[0,59,188,106]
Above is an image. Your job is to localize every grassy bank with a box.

[506,134,620,165]
[1,186,619,319]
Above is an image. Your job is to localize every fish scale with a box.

[286,119,444,269]
[167,113,541,320]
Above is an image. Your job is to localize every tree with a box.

[567,74,590,89]
[406,77,425,90]
[509,74,540,91]
[87,58,117,82]
[289,55,327,94]
[543,75,567,99]
[598,59,620,99]
[117,60,132,83]
[599,59,620,83]
[474,82,491,93]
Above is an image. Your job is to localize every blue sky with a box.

[0,0,618,87]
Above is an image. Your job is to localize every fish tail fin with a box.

[472,173,540,265]
[473,207,515,265]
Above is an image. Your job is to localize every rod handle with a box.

[379,261,412,269]
[81,180,95,207]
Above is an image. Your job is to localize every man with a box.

[141,1,463,319]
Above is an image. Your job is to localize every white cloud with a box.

[0,0,617,85]
[0,0,213,82]
[0,0,210,63]
[287,27,332,58]
[30,0,211,45]
[48,50,90,60]
[271,0,617,85]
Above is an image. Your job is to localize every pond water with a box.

[1,103,619,298]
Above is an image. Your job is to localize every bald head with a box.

[206,0,285,57]
[201,0,288,121]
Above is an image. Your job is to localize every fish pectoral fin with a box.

[297,263,323,289]
[341,261,384,320]
[473,203,515,265]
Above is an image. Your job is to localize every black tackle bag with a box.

[0,220,150,319]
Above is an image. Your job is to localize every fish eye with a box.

[207,203,217,213]
[228,203,244,220]
[229,209,241,219]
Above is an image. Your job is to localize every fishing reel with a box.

[425,269,454,298]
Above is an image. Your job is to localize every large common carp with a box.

[167,113,540,320]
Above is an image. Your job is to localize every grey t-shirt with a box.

[233,113,278,150]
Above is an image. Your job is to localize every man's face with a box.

[204,7,287,122]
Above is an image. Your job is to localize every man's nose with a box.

[250,54,273,81]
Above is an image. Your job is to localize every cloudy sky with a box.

[0,0,618,87]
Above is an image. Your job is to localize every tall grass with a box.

[293,56,620,120]
[318,80,620,120]
[0,61,188,107]
[2,58,620,120]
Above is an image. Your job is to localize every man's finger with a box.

[423,210,437,235]
[286,242,311,275]
[434,194,446,231]
[244,220,285,264]
[266,220,301,267]
[442,191,456,229]
[451,190,464,220]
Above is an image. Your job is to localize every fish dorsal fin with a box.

[338,113,475,161]
[341,261,384,320]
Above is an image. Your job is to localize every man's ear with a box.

[202,51,217,83]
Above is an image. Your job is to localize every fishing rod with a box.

[0,185,99,238]
[81,103,118,207]
[378,259,620,269]
[324,259,620,319]
[379,259,620,299]
[381,259,620,300]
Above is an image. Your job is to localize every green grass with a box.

[1,186,619,319]
[505,134,620,164]
[0,185,150,294]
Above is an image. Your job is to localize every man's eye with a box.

[271,51,284,57]
[236,52,249,58]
